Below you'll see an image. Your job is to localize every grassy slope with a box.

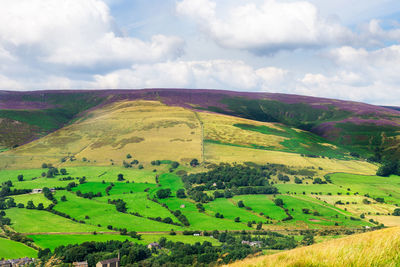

[29,233,221,251]
[6,208,105,233]
[226,226,400,267]
[0,100,378,179]
[0,100,202,169]
[53,192,183,232]
[0,238,37,259]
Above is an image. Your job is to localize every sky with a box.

[1,0,400,105]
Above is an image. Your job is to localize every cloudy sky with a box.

[1,0,400,105]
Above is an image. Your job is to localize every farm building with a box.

[96,258,119,267]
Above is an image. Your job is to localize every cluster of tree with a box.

[156,188,171,199]
[176,189,186,198]
[41,237,258,267]
[43,187,57,204]
[0,210,11,225]
[66,182,78,191]
[393,208,400,216]
[122,159,139,168]
[376,160,400,177]
[76,190,102,199]
[183,163,270,188]
[313,178,327,184]
[108,199,127,213]
[172,209,190,226]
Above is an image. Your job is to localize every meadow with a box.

[28,233,221,251]
[52,192,183,232]
[5,208,105,233]
[0,238,37,259]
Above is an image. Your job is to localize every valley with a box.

[0,90,399,266]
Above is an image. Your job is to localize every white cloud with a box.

[177,0,400,55]
[92,60,289,91]
[0,75,23,90]
[294,45,400,105]
[177,0,353,54]
[0,0,184,67]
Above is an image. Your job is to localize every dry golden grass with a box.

[226,227,400,267]
[205,143,377,175]
[313,195,397,215]
[367,216,400,227]
[200,112,287,149]
[0,101,202,169]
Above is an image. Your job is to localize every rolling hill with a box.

[1,89,400,266]
[1,89,400,160]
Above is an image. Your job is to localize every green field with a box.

[97,192,179,222]
[231,195,287,220]
[330,173,400,205]
[53,192,183,232]
[29,234,221,251]
[277,195,371,227]
[0,166,156,186]
[204,198,263,222]
[0,238,37,259]
[12,193,53,208]
[6,208,104,233]
[160,197,249,230]
[29,234,138,251]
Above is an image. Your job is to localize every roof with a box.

[99,258,119,264]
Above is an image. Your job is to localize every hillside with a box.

[1,89,400,160]
[226,226,400,267]
[0,99,376,175]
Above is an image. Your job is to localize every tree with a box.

[294,177,302,184]
[256,222,262,230]
[117,174,125,181]
[42,163,48,168]
[61,195,67,202]
[302,234,314,246]
[234,217,240,222]
[376,160,398,177]
[126,154,132,159]
[17,175,24,181]
[176,189,186,198]
[37,203,44,210]
[393,208,400,216]
[237,200,244,208]
[190,159,199,167]
[26,200,35,209]
[156,188,171,199]
[171,161,180,169]
[60,168,67,175]
[274,198,284,207]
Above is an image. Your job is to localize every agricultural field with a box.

[5,208,105,233]
[28,233,221,251]
[0,238,37,259]
[52,192,182,232]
